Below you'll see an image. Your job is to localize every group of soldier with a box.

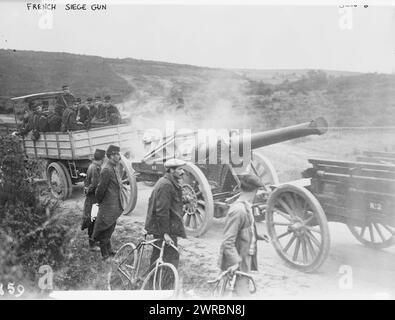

[83,145,264,296]
[17,95,122,138]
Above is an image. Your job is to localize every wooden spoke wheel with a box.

[119,155,138,215]
[46,162,72,200]
[347,219,395,249]
[246,152,279,187]
[266,184,330,272]
[181,162,214,237]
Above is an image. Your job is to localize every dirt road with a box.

[66,132,395,299]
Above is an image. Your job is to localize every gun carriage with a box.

[130,119,395,273]
[130,118,328,237]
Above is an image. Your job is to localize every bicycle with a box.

[207,268,257,297]
[108,235,180,297]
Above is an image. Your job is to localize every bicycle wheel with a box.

[211,277,229,297]
[140,263,179,297]
[108,243,138,290]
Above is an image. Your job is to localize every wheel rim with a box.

[118,155,137,215]
[108,243,138,290]
[181,163,214,237]
[141,263,179,297]
[49,168,64,197]
[46,162,70,200]
[347,219,395,249]
[246,152,279,187]
[267,185,330,272]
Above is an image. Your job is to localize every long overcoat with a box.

[92,162,124,238]
[145,173,186,238]
[218,201,258,272]
[81,161,101,230]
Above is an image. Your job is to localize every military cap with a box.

[75,97,81,103]
[106,144,120,157]
[238,173,264,191]
[164,158,186,169]
[104,95,111,101]
[93,149,106,160]
[62,85,70,92]
[95,95,101,100]
[87,97,93,102]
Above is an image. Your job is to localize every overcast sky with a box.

[0,2,394,73]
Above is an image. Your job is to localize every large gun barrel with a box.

[248,117,328,150]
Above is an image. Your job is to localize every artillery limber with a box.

[264,158,395,272]
[130,118,328,237]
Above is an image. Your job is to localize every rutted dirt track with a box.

[60,130,395,299]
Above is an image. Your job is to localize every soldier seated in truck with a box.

[103,95,121,125]
[90,95,121,126]
[91,95,105,122]
[78,98,90,126]
[46,103,63,132]
[86,97,97,121]
[61,100,84,132]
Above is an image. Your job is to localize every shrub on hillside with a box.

[0,135,70,292]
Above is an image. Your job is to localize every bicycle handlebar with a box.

[207,269,257,294]
[159,239,179,253]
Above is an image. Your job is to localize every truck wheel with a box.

[46,162,72,200]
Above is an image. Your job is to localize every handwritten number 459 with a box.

[0,282,25,297]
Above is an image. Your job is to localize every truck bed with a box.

[22,124,134,160]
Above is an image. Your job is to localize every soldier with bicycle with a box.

[218,173,263,296]
[144,158,187,270]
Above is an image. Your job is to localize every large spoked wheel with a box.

[181,162,214,237]
[266,184,330,272]
[347,219,395,249]
[119,155,138,215]
[46,162,72,200]
[108,243,138,290]
[246,152,279,187]
[140,262,179,298]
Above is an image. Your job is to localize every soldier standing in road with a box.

[93,145,124,261]
[218,173,263,297]
[145,159,187,270]
[82,149,106,251]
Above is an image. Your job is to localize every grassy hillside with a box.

[0,49,132,110]
[1,49,394,130]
